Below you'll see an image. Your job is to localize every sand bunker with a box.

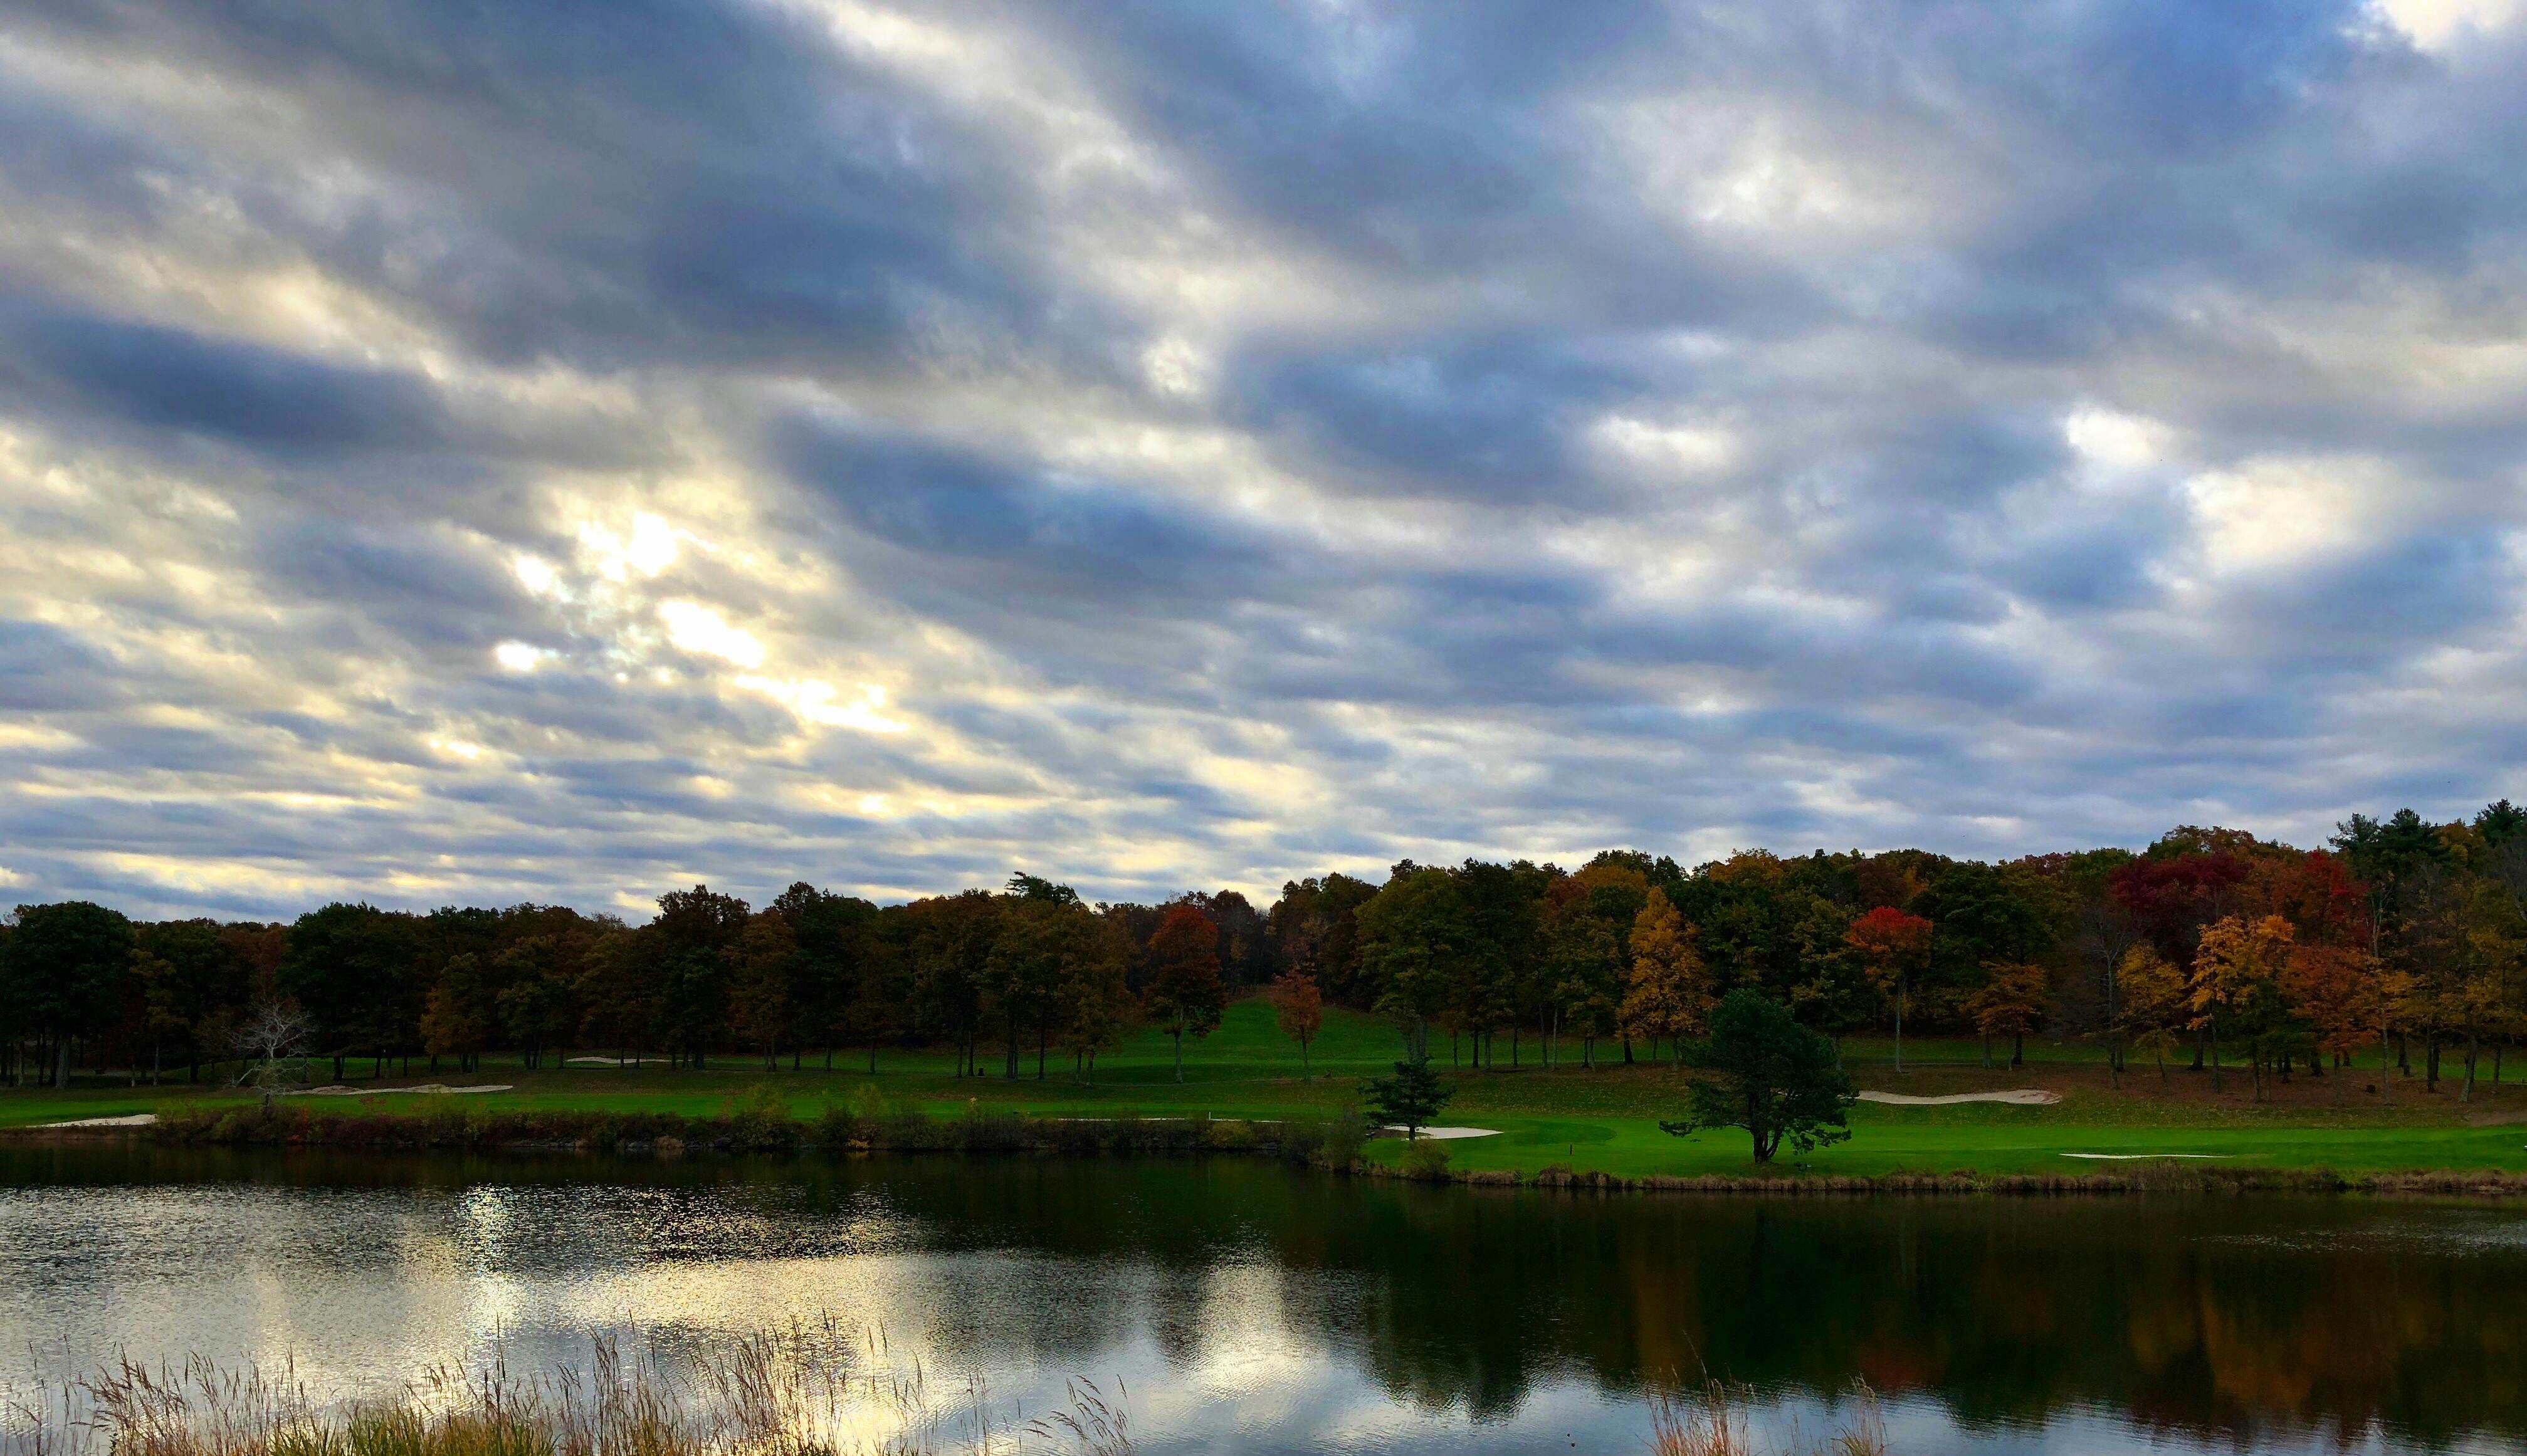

[41,1113,159,1128]
[286,1083,514,1097]
[2062,1152,2230,1160]
[1857,1089,2061,1106]
[1382,1126,1502,1140]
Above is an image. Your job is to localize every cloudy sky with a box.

[4,0,2525,920]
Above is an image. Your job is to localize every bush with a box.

[1313,1111,1367,1170]
[730,1085,799,1151]
[1200,1118,1257,1152]
[1401,1139,1453,1181]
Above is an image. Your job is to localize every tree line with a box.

[5,804,2525,1094]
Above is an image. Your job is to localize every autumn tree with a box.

[419,953,494,1073]
[2191,914,2295,1098]
[1621,889,1710,1064]
[1059,915,1135,1084]
[2281,942,2383,1104]
[1965,962,2049,1067]
[1845,907,1932,1072]
[2115,945,2189,1087]
[1144,904,1226,1083]
[1268,969,1325,1079]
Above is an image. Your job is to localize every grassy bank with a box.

[9,1000,2524,1187]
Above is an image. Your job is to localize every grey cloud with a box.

[3,0,2526,918]
[2,303,449,451]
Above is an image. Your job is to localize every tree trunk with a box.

[1300,1037,1311,1080]
[1894,981,1904,1074]
[55,1036,71,1090]
[2462,1030,2478,1104]
[1172,1023,1184,1083]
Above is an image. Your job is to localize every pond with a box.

[3,1145,2523,1454]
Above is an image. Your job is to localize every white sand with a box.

[1857,1089,2061,1106]
[1383,1126,1502,1139]
[2062,1152,2230,1160]
[41,1113,159,1128]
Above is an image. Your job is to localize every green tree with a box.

[282,903,422,1080]
[2,901,135,1087]
[1357,867,1473,1060]
[1363,1055,1452,1139]
[1660,988,1856,1165]
[727,911,799,1069]
[648,886,750,1068]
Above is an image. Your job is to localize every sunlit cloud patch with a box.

[2,1,2526,918]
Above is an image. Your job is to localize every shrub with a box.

[1313,1111,1367,1170]
[1400,1139,1453,1181]
[730,1086,799,1151]
[1199,1118,1256,1152]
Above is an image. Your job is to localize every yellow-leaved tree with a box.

[1965,962,2050,1068]
[2115,945,2188,1087]
[1621,889,1712,1066]
[2191,914,2294,1099]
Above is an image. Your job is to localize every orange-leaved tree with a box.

[1965,962,2049,1068]
[2280,942,2383,1105]
[1267,968,1324,1079]
[1144,904,1226,1084]
[1621,888,1711,1066]
[1846,907,1933,1072]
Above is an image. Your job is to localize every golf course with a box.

[10,998,2524,1183]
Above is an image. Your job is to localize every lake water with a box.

[3,1145,2524,1454]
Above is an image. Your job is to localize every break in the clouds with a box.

[4,0,2526,920]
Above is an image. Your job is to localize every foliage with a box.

[1363,1055,1451,1138]
[1621,889,1712,1059]
[1661,989,1854,1164]
[1143,904,1225,1083]
[1266,970,1323,1076]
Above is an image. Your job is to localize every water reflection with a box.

[2,1146,2522,1454]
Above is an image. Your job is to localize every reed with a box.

[6,1324,1129,1456]
[1647,1379,1885,1456]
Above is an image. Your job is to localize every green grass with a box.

[9,998,2524,1181]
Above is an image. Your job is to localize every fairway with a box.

[9,1000,2523,1184]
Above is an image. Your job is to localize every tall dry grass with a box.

[1648,1379,1886,1456]
[3,1324,1130,1456]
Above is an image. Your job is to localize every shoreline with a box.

[11,1108,2524,1198]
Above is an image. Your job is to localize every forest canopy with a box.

[6,804,2524,1099]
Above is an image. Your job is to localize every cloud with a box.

[1,0,2524,919]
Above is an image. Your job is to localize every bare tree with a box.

[228,1002,312,1107]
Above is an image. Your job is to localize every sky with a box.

[3,0,2526,922]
